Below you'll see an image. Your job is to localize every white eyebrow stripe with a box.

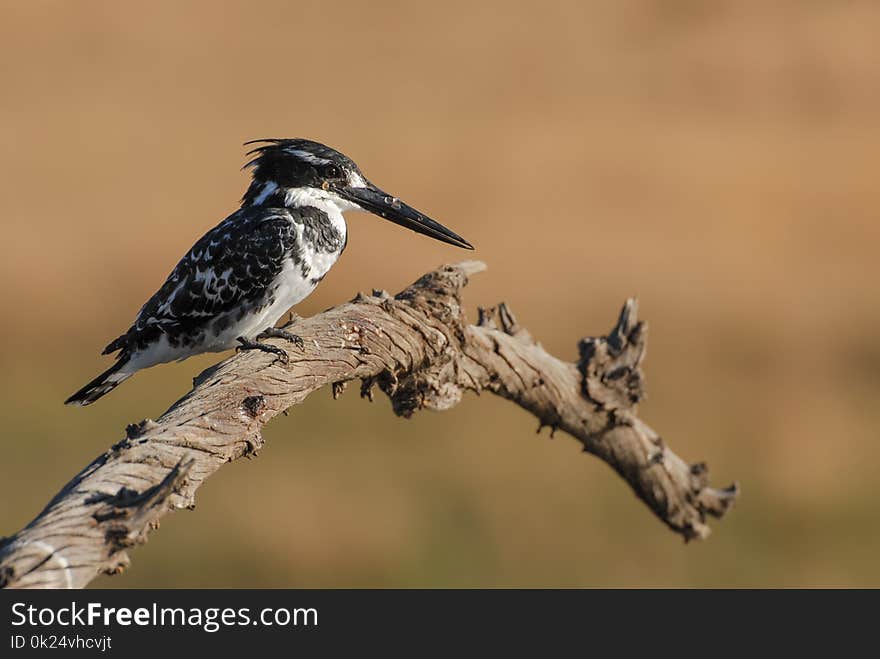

[285,149,332,166]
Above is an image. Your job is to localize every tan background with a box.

[1,0,878,587]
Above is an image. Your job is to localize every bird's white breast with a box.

[235,203,348,338]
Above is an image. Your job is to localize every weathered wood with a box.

[0,261,737,589]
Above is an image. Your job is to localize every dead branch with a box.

[0,261,737,589]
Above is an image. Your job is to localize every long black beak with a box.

[333,183,474,250]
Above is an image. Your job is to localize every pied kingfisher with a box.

[66,139,473,406]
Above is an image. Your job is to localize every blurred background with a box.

[1,0,878,587]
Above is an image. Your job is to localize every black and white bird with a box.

[66,139,472,406]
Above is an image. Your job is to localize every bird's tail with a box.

[65,358,134,406]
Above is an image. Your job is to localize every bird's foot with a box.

[257,326,305,351]
[236,337,290,365]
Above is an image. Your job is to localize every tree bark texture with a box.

[0,261,738,589]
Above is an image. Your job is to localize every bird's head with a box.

[242,138,473,249]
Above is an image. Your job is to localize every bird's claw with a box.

[257,327,305,351]
[236,337,290,365]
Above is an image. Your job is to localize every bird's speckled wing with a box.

[103,206,299,356]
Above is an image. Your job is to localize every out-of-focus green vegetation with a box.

[1,0,878,587]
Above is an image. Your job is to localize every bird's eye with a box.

[326,165,340,178]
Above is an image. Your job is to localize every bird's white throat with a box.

[284,186,360,215]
